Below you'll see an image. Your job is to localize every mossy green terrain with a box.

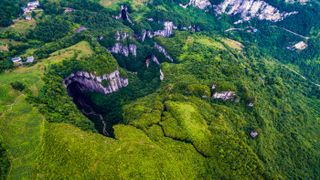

[0,0,319,179]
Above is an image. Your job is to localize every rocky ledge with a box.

[109,43,137,57]
[63,70,129,95]
[180,0,212,10]
[154,42,174,62]
[215,0,298,24]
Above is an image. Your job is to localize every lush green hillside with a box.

[0,0,320,179]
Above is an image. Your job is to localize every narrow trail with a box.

[271,25,310,40]
[4,94,25,113]
[283,65,320,87]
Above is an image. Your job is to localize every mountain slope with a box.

[0,0,319,179]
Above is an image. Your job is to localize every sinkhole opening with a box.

[64,70,129,137]
[67,82,114,137]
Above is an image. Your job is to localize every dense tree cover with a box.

[155,33,320,178]
[10,81,26,91]
[0,141,10,180]
[29,30,320,178]
[1,0,320,179]
[0,59,13,73]
[29,16,72,42]
[0,0,26,27]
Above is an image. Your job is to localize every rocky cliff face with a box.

[160,69,164,81]
[109,43,137,57]
[212,91,236,101]
[63,70,129,95]
[180,0,212,10]
[115,31,129,41]
[141,30,153,42]
[114,5,132,24]
[215,0,298,24]
[154,43,174,62]
[154,21,176,37]
[110,31,137,56]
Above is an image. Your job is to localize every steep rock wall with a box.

[63,70,129,95]
[215,0,298,24]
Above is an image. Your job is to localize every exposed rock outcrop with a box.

[160,69,165,81]
[115,31,129,41]
[114,5,132,24]
[154,43,174,62]
[215,0,298,24]
[63,70,128,95]
[145,55,161,67]
[129,44,137,56]
[154,21,176,37]
[109,43,137,57]
[212,91,236,101]
[180,0,212,10]
[141,30,153,42]
[140,22,199,42]
[152,55,160,65]
[110,31,137,56]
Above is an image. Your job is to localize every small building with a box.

[25,16,32,21]
[293,41,308,51]
[64,7,75,13]
[23,7,31,14]
[11,57,22,66]
[26,56,34,63]
[11,57,22,63]
[27,1,40,8]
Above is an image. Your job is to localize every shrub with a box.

[10,81,26,91]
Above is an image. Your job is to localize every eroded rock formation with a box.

[63,70,128,95]
[109,43,137,57]
[154,43,174,62]
[114,5,132,24]
[215,0,298,24]
[154,21,176,37]
[141,30,153,42]
[115,31,129,41]
[160,69,165,81]
[212,91,236,101]
[180,0,212,10]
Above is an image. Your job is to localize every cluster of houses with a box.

[11,56,35,66]
[22,1,40,20]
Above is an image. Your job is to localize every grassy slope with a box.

[0,41,93,179]
[37,123,206,179]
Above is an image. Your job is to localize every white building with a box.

[25,16,32,21]
[293,41,308,51]
[27,1,40,8]
[26,56,34,63]
[11,57,22,63]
